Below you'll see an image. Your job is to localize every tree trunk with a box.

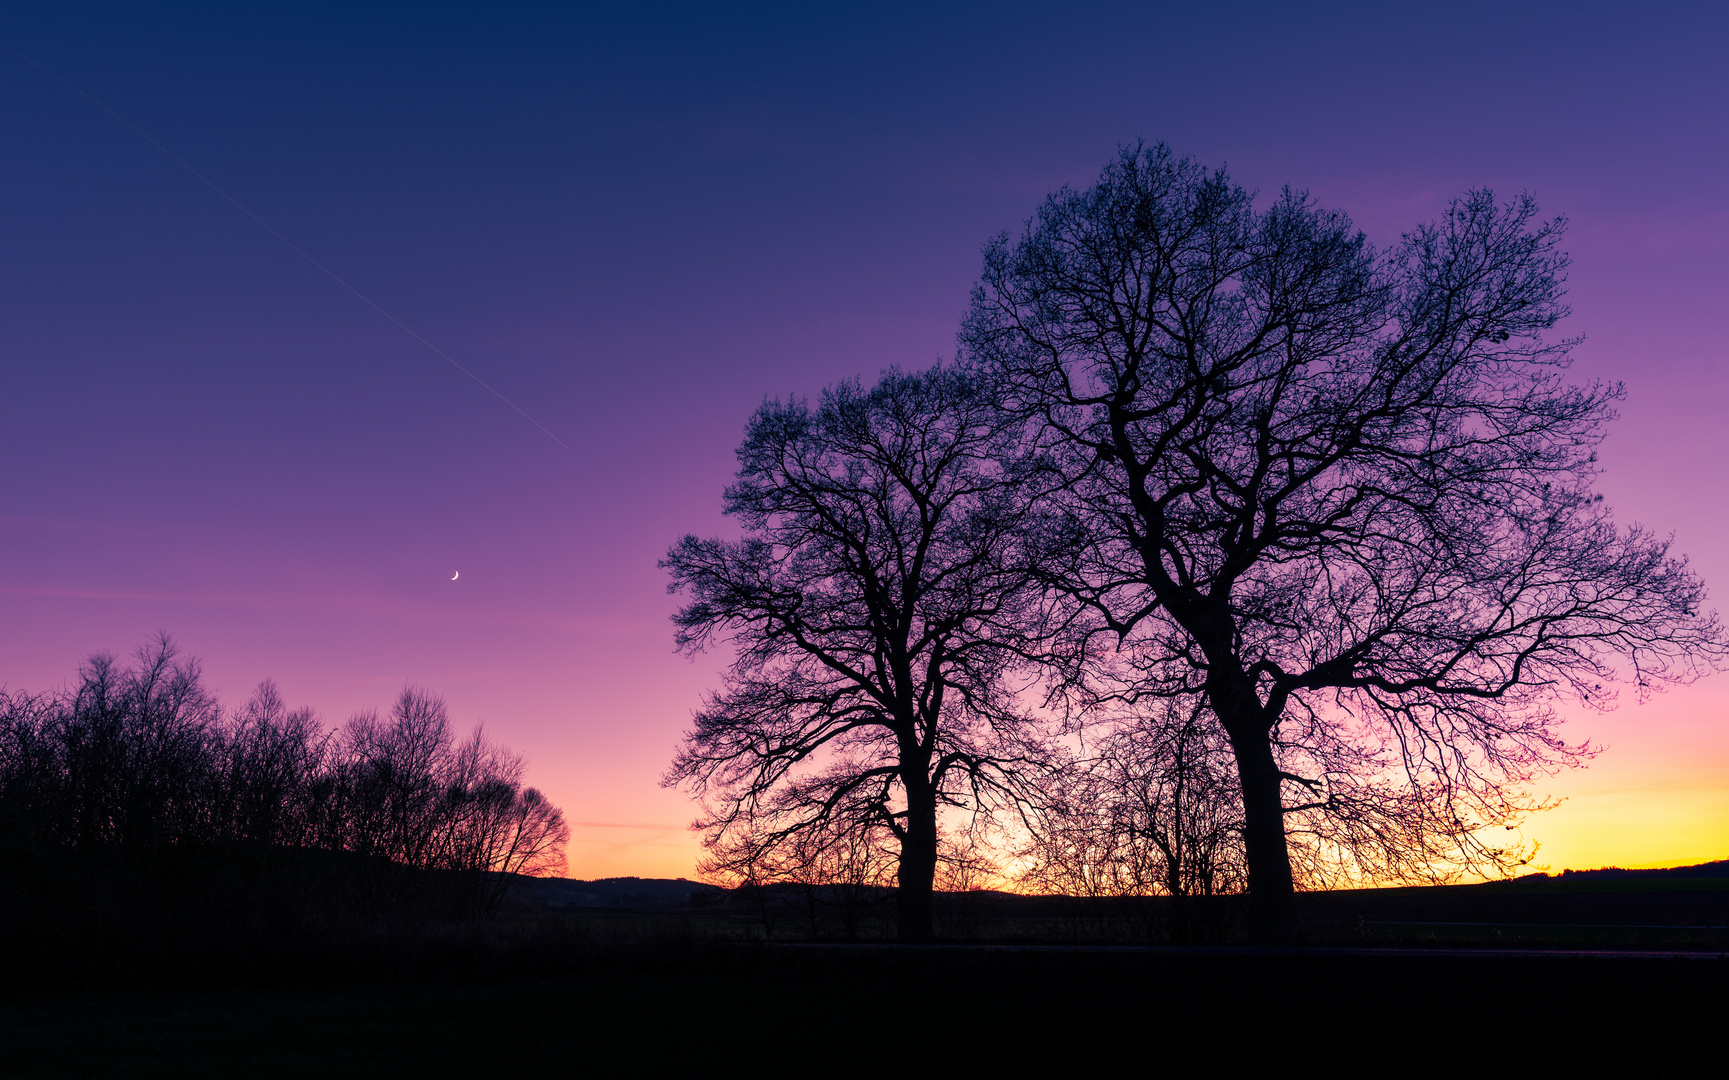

[1221,714,1297,944]
[897,778,939,941]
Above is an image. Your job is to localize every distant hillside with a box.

[509,875,725,910]
[506,860,1729,914]
[1539,859,1729,880]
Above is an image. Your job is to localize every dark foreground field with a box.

[4,871,1726,1076]
[3,944,1726,1077]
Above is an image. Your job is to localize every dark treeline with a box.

[1548,861,1729,880]
[0,636,567,980]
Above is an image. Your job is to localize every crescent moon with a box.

[451,571,459,581]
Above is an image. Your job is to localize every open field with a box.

[3,873,1723,1075]
[3,943,1726,1076]
[504,869,1729,950]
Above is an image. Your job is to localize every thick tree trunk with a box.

[1220,712,1297,944]
[897,778,939,941]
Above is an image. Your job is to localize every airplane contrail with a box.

[0,39,568,449]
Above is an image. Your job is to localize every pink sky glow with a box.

[2,3,1723,881]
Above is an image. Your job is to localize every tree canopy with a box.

[662,367,1049,940]
[0,637,568,929]
[959,143,1724,940]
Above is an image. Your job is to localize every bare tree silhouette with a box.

[335,688,568,914]
[663,366,1051,940]
[1026,700,1244,907]
[0,637,568,947]
[963,144,1726,941]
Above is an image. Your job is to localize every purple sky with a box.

[2,2,1724,877]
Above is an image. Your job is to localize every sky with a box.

[1,1,1724,880]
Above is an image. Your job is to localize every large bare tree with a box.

[662,366,1047,940]
[962,144,1724,941]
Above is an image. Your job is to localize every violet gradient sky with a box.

[2,2,1724,879]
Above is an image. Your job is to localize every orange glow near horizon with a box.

[554,682,1729,885]
[1511,682,1729,875]
[564,820,706,882]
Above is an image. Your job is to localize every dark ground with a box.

[509,868,1729,950]
[2,945,1724,1076]
[3,871,1725,1075]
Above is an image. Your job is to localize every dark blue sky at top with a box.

[5,3,1721,517]
[2,2,1724,870]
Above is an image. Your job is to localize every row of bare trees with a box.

[1024,703,1245,903]
[0,637,567,923]
[695,697,1254,941]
